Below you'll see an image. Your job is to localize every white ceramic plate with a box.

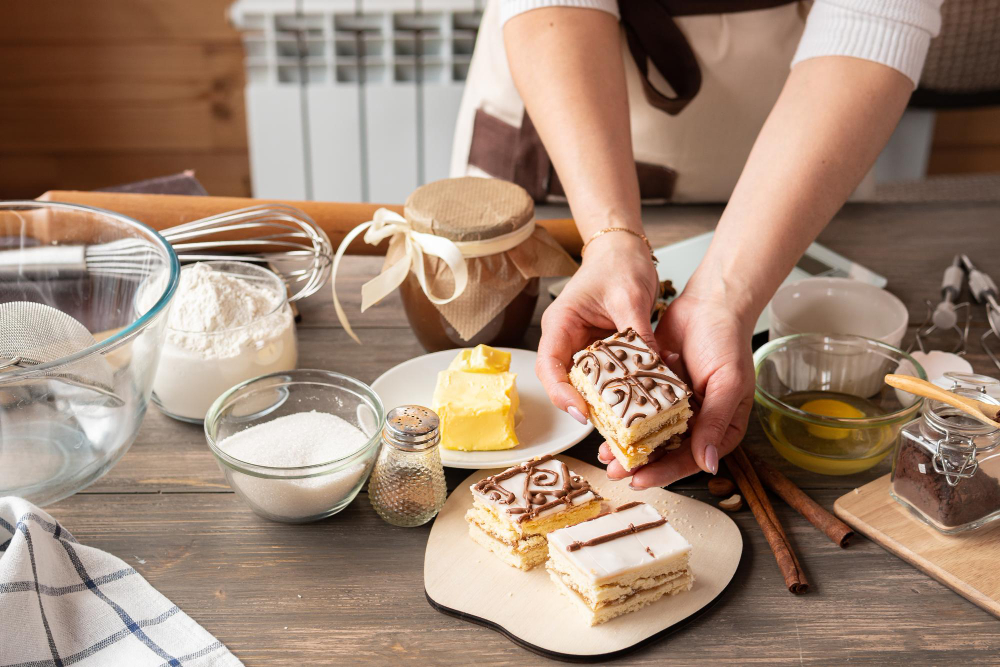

[370,348,593,469]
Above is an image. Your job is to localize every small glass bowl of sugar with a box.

[204,369,384,523]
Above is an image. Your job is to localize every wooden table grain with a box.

[46,203,1000,664]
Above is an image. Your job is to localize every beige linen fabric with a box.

[450,0,817,203]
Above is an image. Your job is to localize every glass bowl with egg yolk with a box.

[753,334,927,475]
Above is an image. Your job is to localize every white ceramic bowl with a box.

[769,278,909,397]
[769,277,908,347]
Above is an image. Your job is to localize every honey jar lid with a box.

[404,177,534,243]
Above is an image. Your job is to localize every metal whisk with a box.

[911,255,970,355]
[962,255,1000,373]
[0,204,333,302]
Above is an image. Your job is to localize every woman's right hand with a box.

[535,232,660,425]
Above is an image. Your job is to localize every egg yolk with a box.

[800,399,865,440]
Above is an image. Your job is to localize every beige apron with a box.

[450,0,817,203]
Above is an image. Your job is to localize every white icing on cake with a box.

[571,329,690,427]
[469,457,597,528]
[547,503,692,585]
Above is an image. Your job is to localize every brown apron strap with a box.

[618,0,798,116]
[618,1,702,116]
[467,108,677,202]
[657,0,798,16]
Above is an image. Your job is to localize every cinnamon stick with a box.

[724,447,809,594]
[745,450,855,549]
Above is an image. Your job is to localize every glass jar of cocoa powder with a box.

[890,373,1000,534]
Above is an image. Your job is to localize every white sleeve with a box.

[500,0,619,26]
[791,0,944,87]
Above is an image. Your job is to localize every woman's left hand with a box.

[598,290,756,488]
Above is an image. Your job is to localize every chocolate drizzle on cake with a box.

[565,518,669,552]
[471,455,598,523]
[573,328,691,427]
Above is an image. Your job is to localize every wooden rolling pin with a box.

[36,190,584,256]
[884,374,1000,429]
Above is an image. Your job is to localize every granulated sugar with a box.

[219,411,373,520]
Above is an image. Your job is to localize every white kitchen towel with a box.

[0,497,242,667]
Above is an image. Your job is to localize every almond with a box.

[708,478,736,497]
[718,494,743,512]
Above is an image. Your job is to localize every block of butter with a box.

[433,345,519,451]
[448,344,511,374]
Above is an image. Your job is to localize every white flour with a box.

[146,262,298,421]
[165,262,289,359]
[219,411,373,519]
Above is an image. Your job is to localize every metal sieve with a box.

[0,300,122,404]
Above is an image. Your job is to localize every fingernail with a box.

[568,406,588,425]
[704,445,719,475]
[597,452,612,464]
[629,482,645,491]
[666,353,680,363]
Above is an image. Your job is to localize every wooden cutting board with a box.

[835,473,1000,617]
[424,456,743,661]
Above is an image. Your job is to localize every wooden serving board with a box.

[424,456,743,661]
[835,473,1000,617]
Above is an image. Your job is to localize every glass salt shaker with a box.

[890,372,1000,534]
[369,405,448,527]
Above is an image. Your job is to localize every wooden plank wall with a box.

[0,1,250,198]
[0,2,995,200]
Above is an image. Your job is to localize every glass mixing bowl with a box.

[204,369,385,523]
[0,201,178,505]
[754,334,927,475]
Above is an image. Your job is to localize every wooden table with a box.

[46,203,1000,664]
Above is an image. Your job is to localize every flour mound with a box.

[160,262,292,359]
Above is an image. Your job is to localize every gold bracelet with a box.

[581,227,658,266]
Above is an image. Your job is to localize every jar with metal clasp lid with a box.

[890,372,1000,533]
[368,405,448,527]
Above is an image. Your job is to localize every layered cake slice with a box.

[569,328,693,470]
[546,501,693,625]
[465,456,602,570]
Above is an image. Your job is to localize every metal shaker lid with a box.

[383,405,440,451]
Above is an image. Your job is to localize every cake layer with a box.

[548,544,690,606]
[467,498,603,543]
[549,566,694,625]
[467,520,547,570]
[469,456,600,528]
[585,396,689,470]
[568,329,692,471]
[570,363,692,449]
[570,329,692,438]
[548,562,693,609]
[546,502,693,586]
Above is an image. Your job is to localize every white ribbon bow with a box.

[332,208,536,343]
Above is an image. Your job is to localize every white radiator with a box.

[229,0,483,203]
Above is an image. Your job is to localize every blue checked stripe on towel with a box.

[0,497,242,667]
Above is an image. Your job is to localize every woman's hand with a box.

[536,232,659,425]
[598,290,756,488]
